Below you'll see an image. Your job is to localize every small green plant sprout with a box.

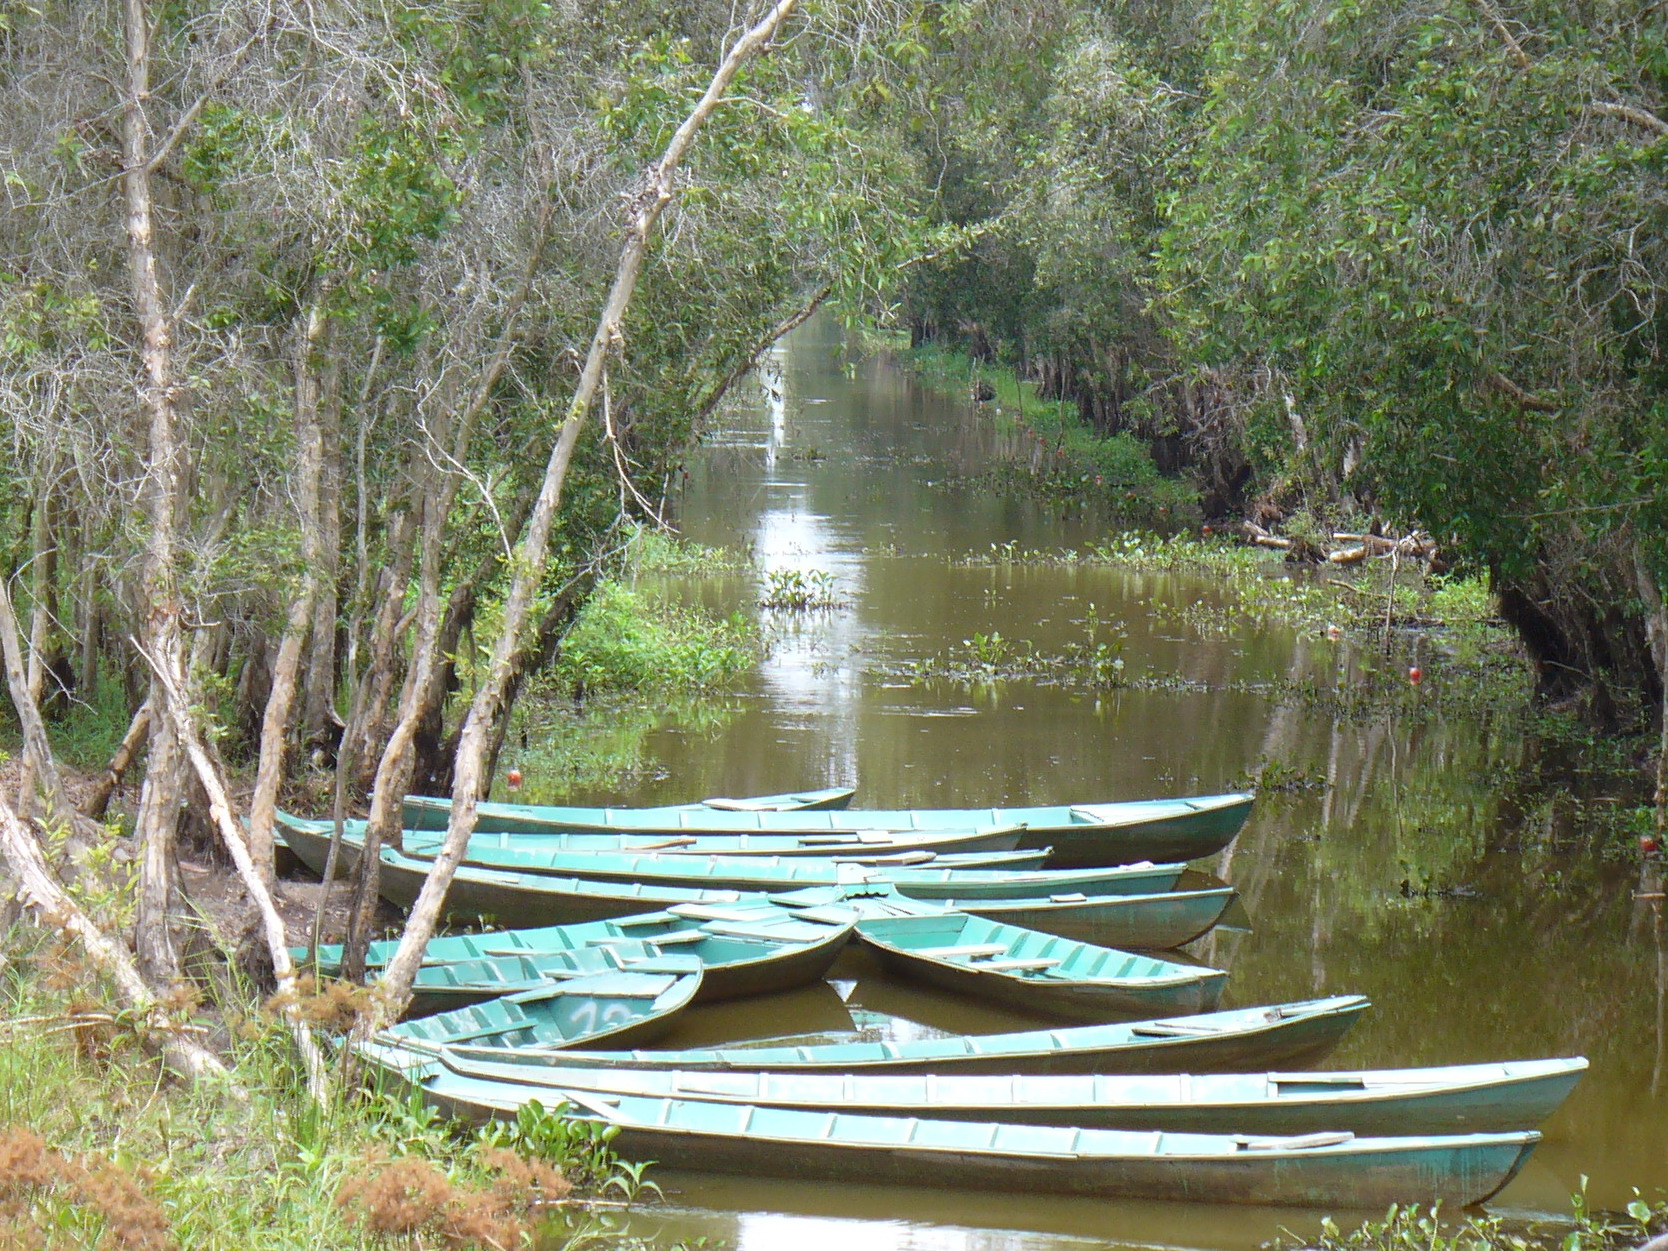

[759,567,840,610]
[963,630,1012,669]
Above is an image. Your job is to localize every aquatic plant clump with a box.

[760,567,842,610]
[553,581,757,696]
[625,524,752,576]
[1281,1193,1668,1251]
[896,629,1129,689]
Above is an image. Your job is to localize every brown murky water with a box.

[530,318,1668,1249]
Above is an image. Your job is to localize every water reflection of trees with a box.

[1193,631,1665,1206]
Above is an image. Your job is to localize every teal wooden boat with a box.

[293,838,789,929]
[278,810,1028,865]
[304,905,785,975]
[933,886,1237,947]
[776,880,1236,947]
[280,816,1219,944]
[852,912,1228,1021]
[748,881,1234,950]
[392,829,1180,896]
[367,957,703,1064]
[448,995,1372,1076]
[392,912,853,1012]
[401,792,1256,868]
[280,818,1020,930]
[300,894,854,994]
[434,1056,1588,1137]
[398,1075,1538,1208]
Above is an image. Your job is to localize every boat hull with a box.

[437,1057,1587,1137]
[402,920,853,1013]
[461,996,1372,1076]
[855,913,1229,1022]
[418,1077,1537,1208]
[955,887,1236,948]
[401,792,1256,867]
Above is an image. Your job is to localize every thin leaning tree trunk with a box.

[300,348,344,745]
[143,640,330,1100]
[82,701,152,822]
[365,0,802,1030]
[247,299,329,886]
[338,197,555,977]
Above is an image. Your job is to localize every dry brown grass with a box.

[0,1125,175,1250]
[265,974,373,1030]
[334,1147,573,1250]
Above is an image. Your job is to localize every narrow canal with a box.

[549,317,1667,1249]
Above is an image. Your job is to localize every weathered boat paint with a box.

[448,995,1372,1076]
[402,1075,1538,1208]
[400,792,1257,867]
[853,911,1228,1020]
[434,1056,1587,1137]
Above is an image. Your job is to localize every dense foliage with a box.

[895,0,1668,721]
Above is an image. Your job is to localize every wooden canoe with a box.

[406,1077,1538,1208]
[851,912,1228,1021]
[401,792,1256,867]
[369,957,703,1064]
[277,809,1027,863]
[279,819,1027,930]
[448,995,1372,1076]
[391,832,1184,900]
[437,1056,1587,1137]
[945,886,1237,947]
[305,904,820,973]
[394,912,853,1012]
[755,881,1235,950]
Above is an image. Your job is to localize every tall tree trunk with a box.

[366,0,802,1029]
[77,503,101,699]
[300,351,344,745]
[122,0,191,985]
[339,493,445,981]
[145,641,329,1099]
[246,299,329,886]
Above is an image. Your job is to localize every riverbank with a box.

[0,932,675,1250]
[898,340,1200,524]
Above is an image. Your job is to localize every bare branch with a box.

[1486,369,1559,412]
[1592,100,1668,136]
